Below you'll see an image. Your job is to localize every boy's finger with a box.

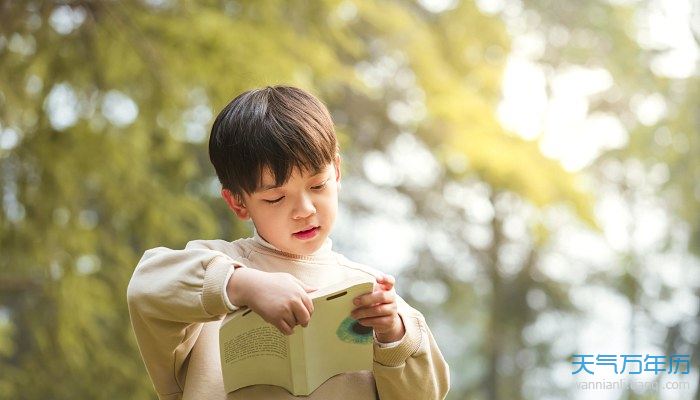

[278,320,294,336]
[356,315,395,328]
[376,274,395,290]
[351,303,394,320]
[301,293,315,315]
[293,302,311,327]
[353,289,394,307]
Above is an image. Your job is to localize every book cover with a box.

[219,276,375,396]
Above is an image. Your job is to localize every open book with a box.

[219,276,376,396]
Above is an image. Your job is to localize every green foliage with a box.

[1,1,630,399]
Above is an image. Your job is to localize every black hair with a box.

[209,86,338,200]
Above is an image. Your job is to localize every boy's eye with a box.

[264,197,284,204]
[263,181,327,204]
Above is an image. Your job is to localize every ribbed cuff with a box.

[374,324,404,348]
[375,336,402,348]
[373,312,422,367]
[223,264,246,312]
[202,256,237,316]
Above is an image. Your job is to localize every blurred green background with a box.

[1,0,698,399]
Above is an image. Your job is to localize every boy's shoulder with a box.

[184,237,254,259]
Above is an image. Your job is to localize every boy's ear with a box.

[221,189,250,220]
[334,153,342,184]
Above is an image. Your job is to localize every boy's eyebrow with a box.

[257,170,327,192]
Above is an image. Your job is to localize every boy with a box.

[127,86,450,399]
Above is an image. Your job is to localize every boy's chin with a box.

[288,234,328,255]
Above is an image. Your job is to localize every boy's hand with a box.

[227,268,316,336]
[351,274,405,343]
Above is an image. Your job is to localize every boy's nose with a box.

[292,194,316,219]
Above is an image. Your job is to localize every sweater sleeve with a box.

[371,296,450,400]
[126,240,247,399]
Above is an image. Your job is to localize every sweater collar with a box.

[252,227,334,261]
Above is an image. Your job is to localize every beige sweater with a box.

[127,232,450,400]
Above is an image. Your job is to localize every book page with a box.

[302,280,375,393]
[220,310,293,393]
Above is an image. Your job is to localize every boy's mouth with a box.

[294,225,319,234]
[293,226,320,240]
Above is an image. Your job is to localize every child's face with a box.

[222,155,341,256]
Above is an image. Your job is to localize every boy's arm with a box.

[372,296,451,400]
[126,241,246,398]
[126,240,316,398]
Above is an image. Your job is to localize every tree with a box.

[1,1,598,398]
